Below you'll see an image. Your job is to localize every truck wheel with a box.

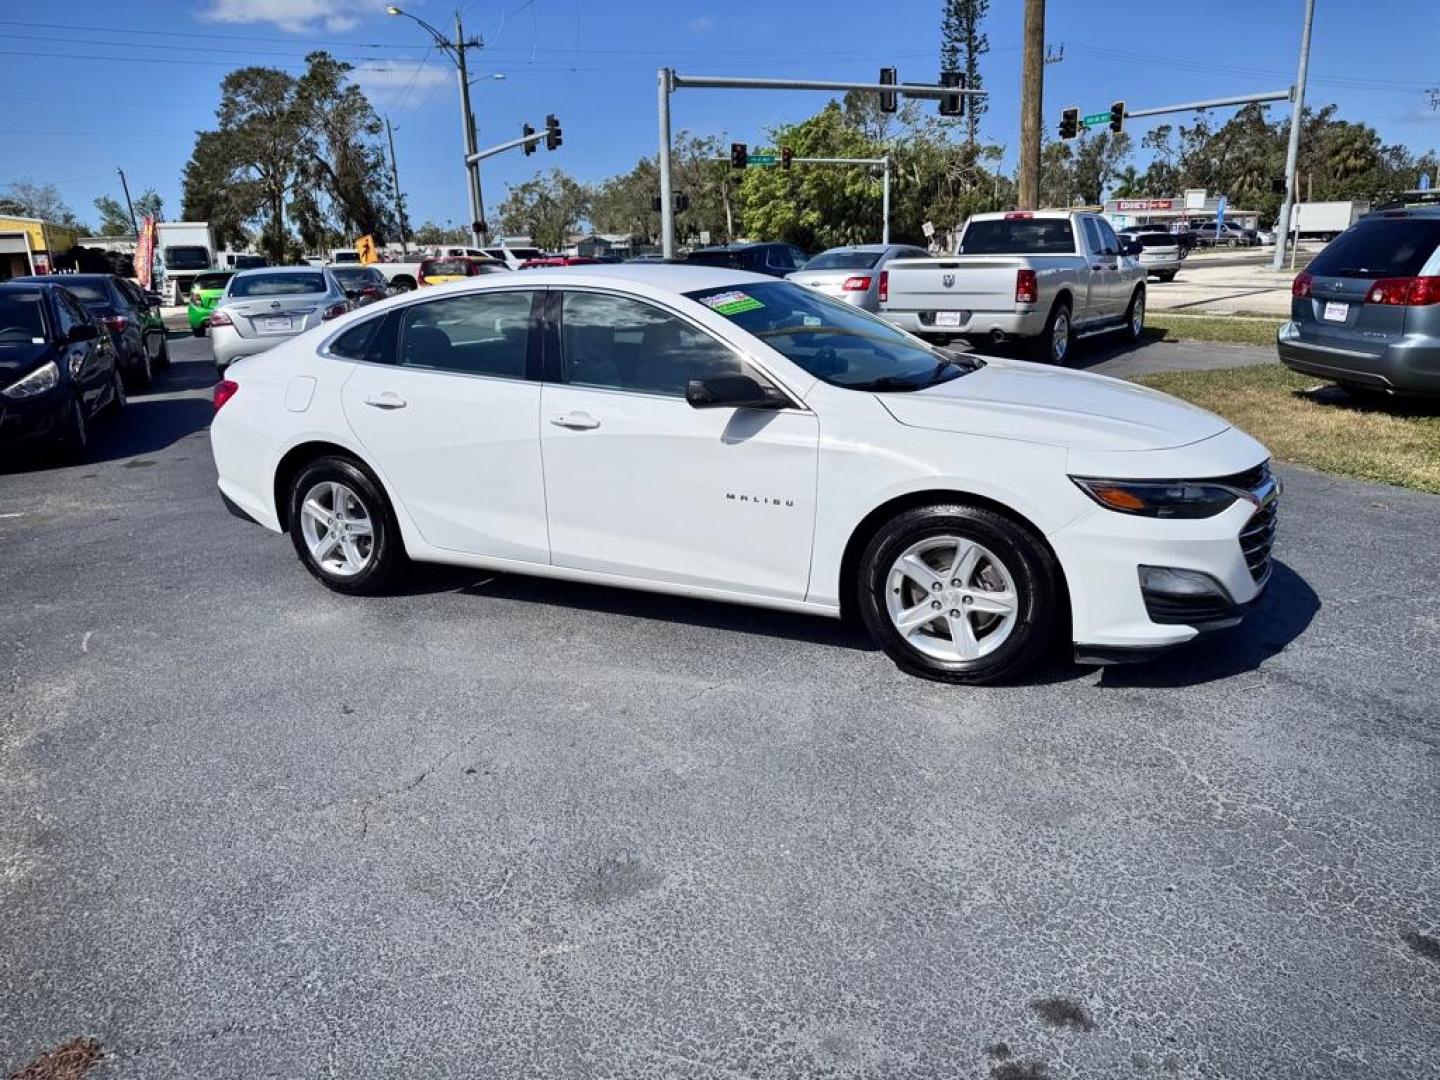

[192,324,207,338]
[1124,287,1146,342]
[1029,299,1072,364]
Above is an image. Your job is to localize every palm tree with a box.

[1110,165,1143,198]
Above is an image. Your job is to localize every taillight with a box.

[100,315,129,332]
[878,270,888,303]
[1366,276,1440,306]
[1292,272,1313,298]
[213,379,238,412]
[208,309,233,327]
[1015,269,1038,305]
[841,276,872,291]
[322,302,350,321]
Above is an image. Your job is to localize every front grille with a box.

[1240,497,1278,583]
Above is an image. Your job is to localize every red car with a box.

[517,256,604,269]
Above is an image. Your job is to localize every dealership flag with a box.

[134,216,157,288]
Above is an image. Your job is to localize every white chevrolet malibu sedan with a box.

[210,265,1278,684]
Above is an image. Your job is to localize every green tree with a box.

[412,220,470,246]
[1110,165,1142,198]
[295,52,396,241]
[496,169,590,251]
[213,66,304,261]
[1072,130,1132,204]
[181,129,259,251]
[1,179,80,226]
[940,0,990,146]
[93,195,133,235]
[134,189,163,221]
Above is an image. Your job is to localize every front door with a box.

[340,288,550,563]
[539,289,819,601]
[1080,217,1120,323]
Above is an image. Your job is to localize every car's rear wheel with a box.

[58,393,89,462]
[105,366,127,416]
[1030,299,1072,364]
[1158,270,1177,283]
[287,457,404,595]
[127,344,153,390]
[1124,286,1146,341]
[857,504,1060,684]
[156,335,171,369]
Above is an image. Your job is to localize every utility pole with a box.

[385,117,410,254]
[1273,0,1315,271]
[454,11,486,247]
[116,166,139,236]
[1018,0,1045,209]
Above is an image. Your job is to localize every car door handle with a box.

[363,392,407,410]
[550,412,600,430]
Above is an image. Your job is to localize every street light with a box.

[386,5,488,245]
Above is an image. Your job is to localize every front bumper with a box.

[211,327,293,369]
[1051,470,1277,657]
[881,307,1046,340]
[1277,321,1440,395]
[0,389,67,451]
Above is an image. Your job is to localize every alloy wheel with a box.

[299,480,375,577]
[884,535,1019,662]
[1131,293,1145,338]
[1051,309,1070,362]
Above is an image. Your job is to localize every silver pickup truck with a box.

[879,210,1148,363]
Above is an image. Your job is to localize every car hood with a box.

[877,356,1230,452]
[0,344,55,387]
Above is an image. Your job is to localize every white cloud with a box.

[199,0,375,33]
[688,15,716,34]
[350,62,449,108]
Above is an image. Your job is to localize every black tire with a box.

[856,503,1061,685]
[286,456,406,595]
[58,393,89,463]
[1158,270,1177,283]
[192,324,207,338]
[1123,285,1146,342]
[105,366,127,417]
[156,335,171,368]
[126,344,153,391]
[1338,381,1393,406]
[1028,298,1072,364]
[391,276,416,292]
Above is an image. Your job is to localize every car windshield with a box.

[229,272,328,297]
[194,273,233,291]
[0,293,47,344]
[958,218,1074,255]
[163,246,210,270]
[1135,234,1178,248]
[803,250,884,271]
[1306,218,1440,279]
[685,281,980,393]
[425,259,470,276]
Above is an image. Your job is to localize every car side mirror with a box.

[144,291,163,307]
[1123,240,1143,257]
[67,323,99,343]
[686,373,788,410]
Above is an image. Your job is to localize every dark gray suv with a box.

[1277,207,1440,396]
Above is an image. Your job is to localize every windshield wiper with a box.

[848,376,926,392]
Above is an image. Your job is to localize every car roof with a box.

[812,244,894,253]
[423,263,777,294]
[14,273,114,283]
[693,242,786,253]
[0,280,64,294]
[233,265,327,275]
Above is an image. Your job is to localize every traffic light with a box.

[1109,101,1125,134]
[780,146,793,170]
[939,70,965,117]
[522,122,536,156]
[730,142,748,169]
[879,67,898,114]
[544,113,562,151]
[1059,106,1079,140]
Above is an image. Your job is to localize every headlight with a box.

[1070,476,1240,519]
[2,360,60,400]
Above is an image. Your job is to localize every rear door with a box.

[340,288,550,562]
[1078,217,1120,322]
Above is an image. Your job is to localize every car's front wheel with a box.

[287,457,404,595]
[856,504,1060,684]
[1124,286,1146,341]
[1030,299,1072,364]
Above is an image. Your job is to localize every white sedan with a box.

[210,265,1278,684]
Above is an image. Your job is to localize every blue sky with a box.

[1,0,1435,231]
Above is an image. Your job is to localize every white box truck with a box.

[155,222,217,304]
[1290,201,1370,241]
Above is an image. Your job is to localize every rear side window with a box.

[399,290,535,379]
[960,218,1075,255]
[328,317,384,361]
[230,272,327,297]
[194,273,233,291]
[1306,219,1440,279]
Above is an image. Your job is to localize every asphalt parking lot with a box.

[2,330,1438,1079]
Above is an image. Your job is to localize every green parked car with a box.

[187,270,235,337]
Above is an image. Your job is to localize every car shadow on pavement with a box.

[1094,560,1320,689]
[84,395,216,465]
[397,564,880,653]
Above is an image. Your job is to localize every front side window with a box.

[399,290,534,379]
[1081,218,1105,255]
[1097,220,1121,255]
[560,291,743,397]
[685,281,979,393]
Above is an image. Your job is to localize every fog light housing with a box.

[1139,565,1240,627]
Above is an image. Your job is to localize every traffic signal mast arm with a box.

[466,121,559,165]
